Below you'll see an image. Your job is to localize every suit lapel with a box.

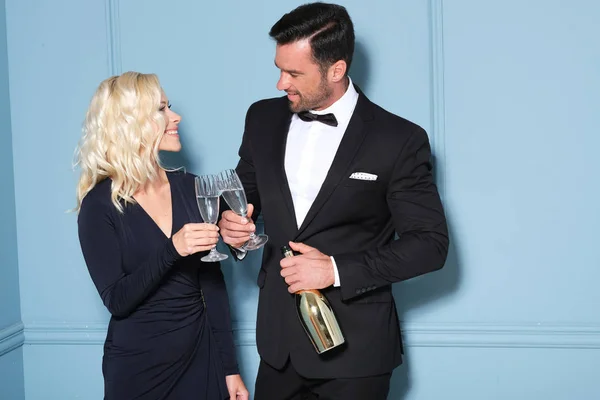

[266,99,298,232]
[295,91,374,240]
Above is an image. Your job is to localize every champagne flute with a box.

[195,174,228,262]
[218,169,268,251]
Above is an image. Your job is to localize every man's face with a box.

[274,39,333,112]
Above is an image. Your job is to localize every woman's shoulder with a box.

[77,179,119,230]
[167,168,198,186]
[79,178,115,214]
[84,178,112,201]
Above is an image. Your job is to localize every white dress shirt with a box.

[284,78,359,287]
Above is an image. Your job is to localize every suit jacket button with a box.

[356,289,361,294]
[361,288,367,293]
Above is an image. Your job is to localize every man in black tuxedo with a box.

[218,2,449,399]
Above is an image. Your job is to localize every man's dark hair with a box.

[269,2,355,75]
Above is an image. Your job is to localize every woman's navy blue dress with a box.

[78,171,238,399]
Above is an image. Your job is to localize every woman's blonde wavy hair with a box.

[74,71,168,213]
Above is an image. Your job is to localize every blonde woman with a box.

[75,72,248,400]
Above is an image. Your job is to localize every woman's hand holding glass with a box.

[171,223,220,257]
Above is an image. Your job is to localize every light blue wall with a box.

[0,0,24,396]
[2,0,599,399]
[0,347,24,400]
[0,0,18,329]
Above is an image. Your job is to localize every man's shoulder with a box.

[357,95,431,153]
[247,96,288,116]
[368,98,425,134]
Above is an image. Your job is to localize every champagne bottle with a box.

[281,245,345,354]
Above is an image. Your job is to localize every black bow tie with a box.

[297,111,338,127]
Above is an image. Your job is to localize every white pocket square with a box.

[349,172,377,181]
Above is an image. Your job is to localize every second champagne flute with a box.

[219,169,268,251]
[195,174,228,262]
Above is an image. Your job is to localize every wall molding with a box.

[429,0,447,196]
[0,322,25,357]
[25,323,107,346]
[399,322,600,349]
[105,0,121,75]
[20,321,600,350]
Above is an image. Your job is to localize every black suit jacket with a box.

[235,87,449,379]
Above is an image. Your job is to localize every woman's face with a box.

[157,92,182,152]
